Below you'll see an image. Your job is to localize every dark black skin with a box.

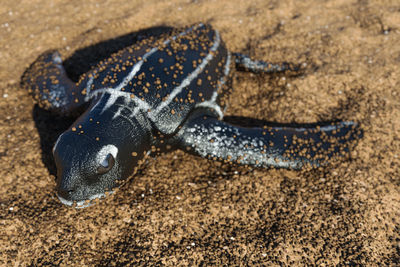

[22,23,361,207]
[53,100,151,203]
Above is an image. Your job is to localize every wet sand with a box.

[1,0,399,265]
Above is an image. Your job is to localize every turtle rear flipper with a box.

[21,50,86,115]
[233,53,299,74]
[177,115,362,169]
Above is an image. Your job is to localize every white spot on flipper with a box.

[47,85,67,108]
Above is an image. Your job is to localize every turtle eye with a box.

[97,153,115,174]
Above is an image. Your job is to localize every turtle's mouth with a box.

[57,191,114,208]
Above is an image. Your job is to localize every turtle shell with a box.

[78,23,232,135]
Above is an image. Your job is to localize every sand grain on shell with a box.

[1,0,399,265]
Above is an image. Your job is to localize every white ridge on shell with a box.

[150,29,221,118]
[85,23,226,124]
[86,24,203,118]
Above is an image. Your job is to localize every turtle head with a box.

[53,100,151,208]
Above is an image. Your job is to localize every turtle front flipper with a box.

[233,52,299,73]
[176,114,362,170]
[21,50,87,115]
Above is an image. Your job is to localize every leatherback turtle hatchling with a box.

[22,23,360,208]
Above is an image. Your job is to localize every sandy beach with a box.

[0,0,399,265]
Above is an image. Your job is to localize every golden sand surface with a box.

[0,0,399,265]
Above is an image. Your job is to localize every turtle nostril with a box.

[57,185,76,199]
[56,186,77,206]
